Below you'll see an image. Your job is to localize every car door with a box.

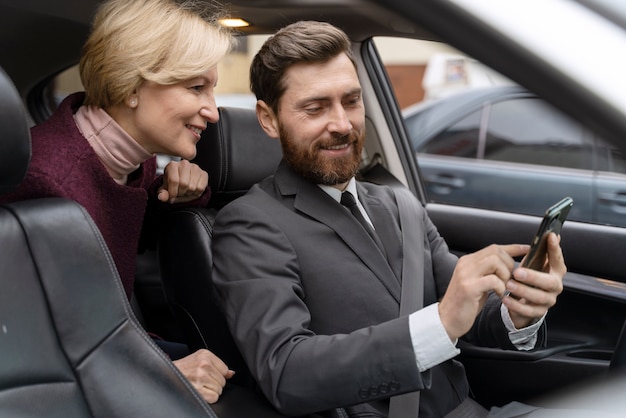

[417,95,597,224]
[368,30,626,410]
[594,142,626,226]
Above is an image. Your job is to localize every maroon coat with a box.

[0,93,209,299]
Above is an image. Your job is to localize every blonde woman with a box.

[1,0,236,403]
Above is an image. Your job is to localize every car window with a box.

[418,98,594,170]
[374,35,626,228]
[419,111,481,158]
[483,98,593,170]
[608,147,626,174]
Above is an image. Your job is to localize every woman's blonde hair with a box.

[80,0,235,107]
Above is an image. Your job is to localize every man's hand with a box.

[502,232,566,329]
[173,349,235,404]
[158,160,208,204]
[438,243,529,341]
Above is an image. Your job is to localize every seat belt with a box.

[360,163,425,417]
[388,185,424,418]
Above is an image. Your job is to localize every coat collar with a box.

[274,161,402,302]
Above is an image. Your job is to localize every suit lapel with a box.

[275,163,401,303]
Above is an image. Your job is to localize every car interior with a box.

[161,106,626,412]
[0,62,308,418]
[2,0,626,416]
[155,73,626,416]
[0,65,217,418]
[157,106,283,389]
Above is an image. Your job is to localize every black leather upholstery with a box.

[610,319,626,370]
[0,66,30,194]
[0,67,217,417]
[158,107,287,416]
[159,106,282,378]
[194,106,283,208]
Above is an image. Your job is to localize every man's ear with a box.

[256,100,280,139]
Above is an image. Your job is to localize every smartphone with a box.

[521,196,573,271]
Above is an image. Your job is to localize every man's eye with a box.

[345,96,361,106]
[191,85,204,92]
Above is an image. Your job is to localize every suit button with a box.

[369,386,379,396]
[389,380,400,392]
[358,388,369,399]
[379,383,389,394]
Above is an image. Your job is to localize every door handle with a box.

[426,174,466,188]
[598,192,626,205]
[598,192,626,214]
[425,174,466,194]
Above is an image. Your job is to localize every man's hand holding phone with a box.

[521,197,573,271]
[439,198,570,340]
[503,232,566,329]
[502,197,572,329]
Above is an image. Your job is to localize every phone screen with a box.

[521,196,573,271]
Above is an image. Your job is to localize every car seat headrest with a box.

[0,66,31,195]
[193,106,283,208]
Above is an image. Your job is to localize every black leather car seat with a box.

[157,106,303,417]
[157,106,282,389]
[0,66,218,417]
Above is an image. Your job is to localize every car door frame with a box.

[360,30,626,408]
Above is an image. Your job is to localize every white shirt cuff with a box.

[500,304,545,351]
[408,303,460,372]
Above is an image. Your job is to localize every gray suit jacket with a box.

[212,161,518,417]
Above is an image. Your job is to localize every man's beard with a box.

[279,123,364,186]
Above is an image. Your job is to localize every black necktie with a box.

[341,191,385,252]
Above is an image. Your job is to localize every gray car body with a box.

[403,85,626,226]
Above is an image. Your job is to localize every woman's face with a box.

[122,67,219,160]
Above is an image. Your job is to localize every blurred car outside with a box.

[402,85,626,227]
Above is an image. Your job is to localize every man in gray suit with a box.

[211,21,566,418]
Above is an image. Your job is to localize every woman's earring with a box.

[130,99,137,107]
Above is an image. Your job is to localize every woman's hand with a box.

[158,160,208,204]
